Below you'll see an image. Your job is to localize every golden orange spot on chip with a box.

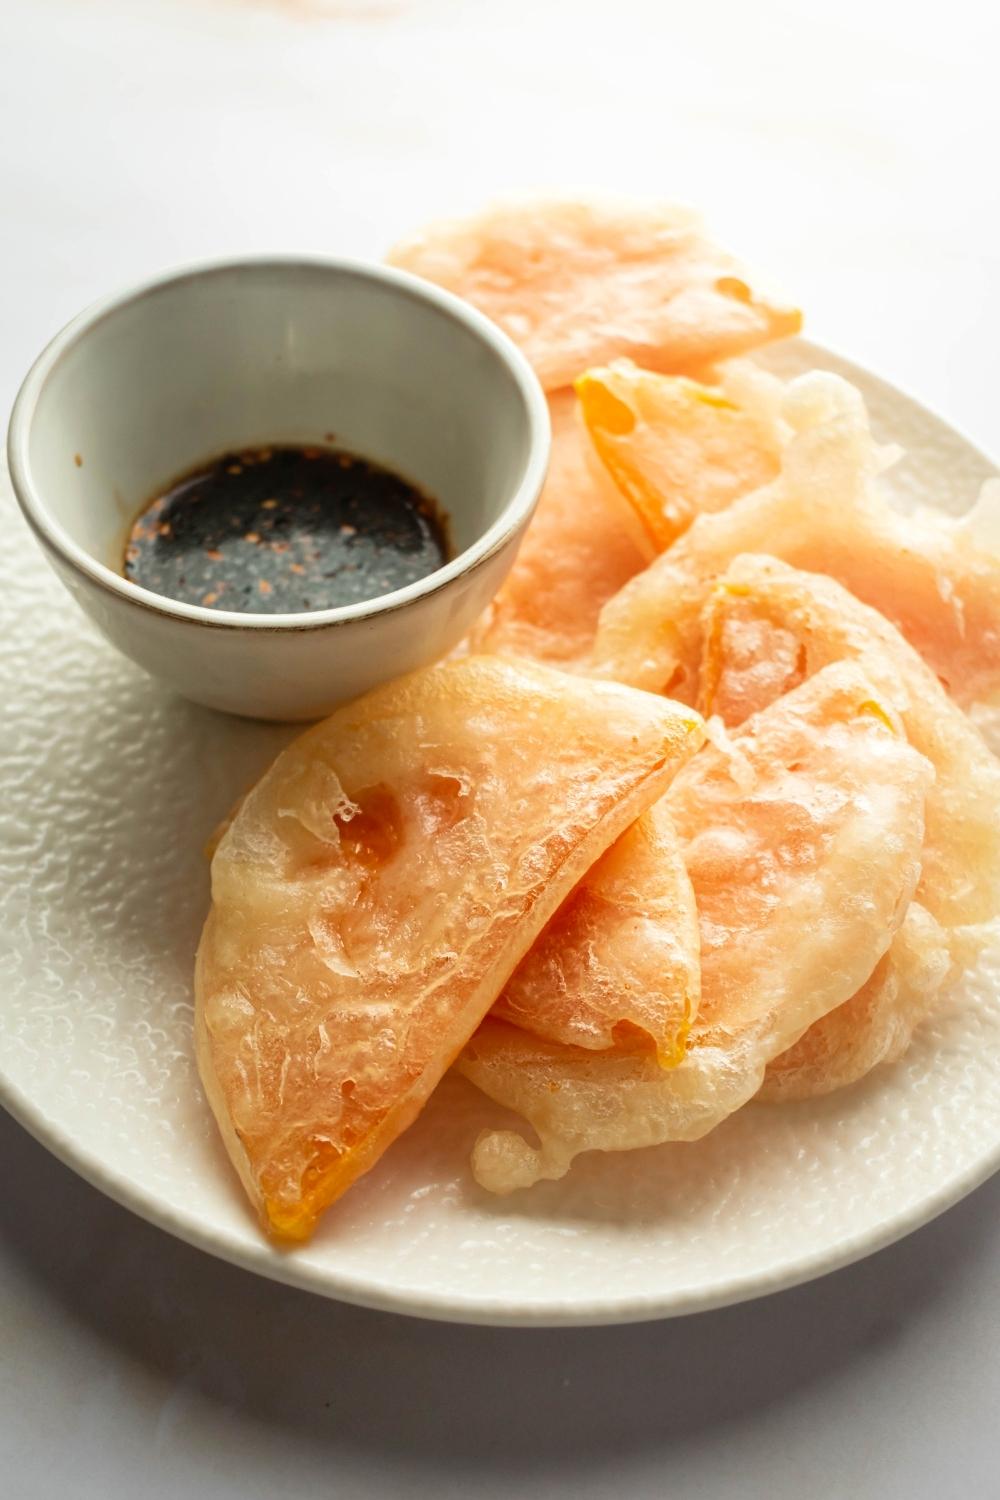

[857,698,897,734]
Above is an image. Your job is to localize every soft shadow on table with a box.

[4,1110,999,1476]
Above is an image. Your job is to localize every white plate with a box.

[2,338,999,1327]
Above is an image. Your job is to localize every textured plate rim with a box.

[5,1070,1000,1328]
[3,335,1000,1327]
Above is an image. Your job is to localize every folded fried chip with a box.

[592,372,1000,705]
[458,664,931,1191]
[388,197,802,391]
[700,555,1000,926]
[466,389,646,668]
[196,656,704,1239]
[575,358,785,552]
[759,903,952,1103]
[491,799,700,1064]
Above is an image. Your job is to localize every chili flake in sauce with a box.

[122,445,451,614]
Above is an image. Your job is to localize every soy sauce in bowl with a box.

[123,444,452,614]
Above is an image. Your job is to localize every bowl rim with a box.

[5,253,551,633]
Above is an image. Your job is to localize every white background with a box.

[2,1,999,1495]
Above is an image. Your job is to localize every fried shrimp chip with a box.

[491,799,699,1064]
[388,197,802,391]
[575,359,785,552]
[466,390,646,668]
[592,372,1000,704]
[196,657,704,1239]
[700,555,1000,926]
[759,902,952,1103]
[458,664,931,1192]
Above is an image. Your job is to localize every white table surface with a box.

[2,1,999,1494]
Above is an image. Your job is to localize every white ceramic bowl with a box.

[6,256,549,720]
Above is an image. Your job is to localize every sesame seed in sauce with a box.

[121,444,450,615]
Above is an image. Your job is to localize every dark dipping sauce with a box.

[122,445,452,614]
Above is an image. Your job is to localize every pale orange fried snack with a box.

[592,372,1000,705]
[575,359,785,552]
[466,389,646,669]
[196,656,703,1240]
[693,555,997,1098]
[491,799,699,1065]
[388,197,802,392]
[699,555,1000,927]
[759,902,952,1103]
[458,664,931,1192]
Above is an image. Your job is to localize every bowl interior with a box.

[21,261,538,580]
